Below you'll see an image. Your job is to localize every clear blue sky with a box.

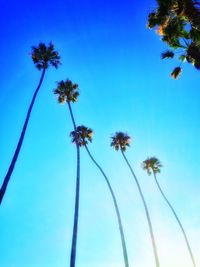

[0,1,200,267]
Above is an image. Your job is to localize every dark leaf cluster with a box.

[54,79,79,103]
[111,132,131,152]
[148,0,200,78]
[142,157,162,175]
[31,42,61,70]
[70,126,93,147]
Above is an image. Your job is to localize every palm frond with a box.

[187,42,200,69]
[179,54,187,62]
[171,66,182,79]
[161,50,175,59]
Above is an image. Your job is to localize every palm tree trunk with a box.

[0,68,46,205]
[67,101,80,267]
[153,172,196,267]
[121,150,160,267]
[67,102,77,131]
[85,144,129,267]
[70,142,80,267]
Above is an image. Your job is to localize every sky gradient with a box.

[0,1,200,267]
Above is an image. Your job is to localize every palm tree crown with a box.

[147,0,200,78]
[54,79,79,104]
[31,42,61,70]
[142,157,162,175]
[111,132,131,151]
[70,125,93,146]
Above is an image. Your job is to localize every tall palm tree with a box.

[0,42,61,205]
[70,125,130,267]
[54,79,80,267]
[142,157,196,267]
[111,132,160,267]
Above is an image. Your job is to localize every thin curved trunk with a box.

[85,145,129,267]
[0,69,46,205]
[67,102,77,131]
[70,142,80,267]
[121,150,160,267]
[153,172,196,267]
[67,101,80,267]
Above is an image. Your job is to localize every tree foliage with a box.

[70,126,93,146]
[111,132,131,152]
[148,0,200,78]
[54,79,79,103]
[142,157,162,175]
[31,42,61,70]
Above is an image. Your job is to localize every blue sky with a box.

[0,0,200,267]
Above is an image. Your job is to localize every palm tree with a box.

[147,0,200,78]
[142,157,196,267]
[111,132,160,267]
[54,79,80,267]
[70,125,130,267]
[0,42,61,205]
